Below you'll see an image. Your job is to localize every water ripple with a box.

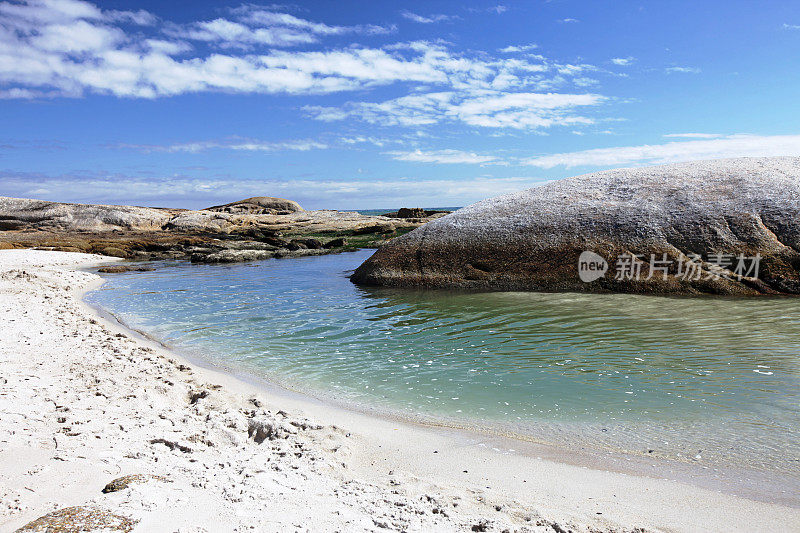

[86,250,800,477]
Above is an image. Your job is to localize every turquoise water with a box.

[86,249,800,477]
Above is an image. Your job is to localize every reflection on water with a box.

[86,249,800,476]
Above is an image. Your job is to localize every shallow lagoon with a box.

[87,249,800,478]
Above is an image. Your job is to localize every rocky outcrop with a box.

[0,197,178,232]
[352,157,800,295]
[382,208,451,219]
[0,197,437,263]
[205,196,303,215]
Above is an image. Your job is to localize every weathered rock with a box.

[97,265,155,273]
[205,196,304,214]
[161,211,235,233]
[0,197,176,232]
[0,197,433,263]
[16,506,138,532]
[291,238,323,249]
[101,474,169,493]
[397,207,426,218]
[352,222,395,235]
[382,208,452,219]
[190,249,276,263]
[323,237,347,249]
[99,246,128,258]
[352,157,800,295]
[0,219,27,230]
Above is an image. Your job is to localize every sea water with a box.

[86,249,800,480]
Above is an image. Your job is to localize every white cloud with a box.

[466,5,507,15]
[662,133,722,139]
[783,23,800,30]
[234,6,393,36]
[32,19,124,52]
[0,0,612,137]
[307,90,605,130]
[0,2,607,103]
[610,56,634,66]
[400,11,454,24]
[521,134,800,168]
[106,9,157,26]
[560,18,579,23]
[387,149,500,165]
[0,87,41,98]
[339,136,394,147]
[166,6,395,48]
[145,38,191,55]
[0,171,540,209]
[164,18,318,47]
[118,138,328,153]
[665,66,701,74]
[498,44,538,53]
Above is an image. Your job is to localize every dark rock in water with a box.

[16,506,138,532]
[323,237,347,248]
[205,196,304,214]
[397,207,426,218]
[382,208,452,219]
[97,265,155,273]
[351,157,800,295]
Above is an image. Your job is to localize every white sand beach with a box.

[1,249,798,532]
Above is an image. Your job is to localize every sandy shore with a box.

[1,250,798,532]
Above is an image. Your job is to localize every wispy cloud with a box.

[117,138,328,154]
[521,134,800,168]
[165,5,395,48]
[783,23,800,30]
[386,149,500,165]
[498,44,538,53]
[306,90,605,130]
[466,5,507,15]
[400,11,455,24]
[0,171,540,209]
[665,66,701,74]
[560,18,579,23]
[610,57,634,66]
[662,133,722,139]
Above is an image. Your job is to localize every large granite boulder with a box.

[205,196,303,215]
[351,157,800,295]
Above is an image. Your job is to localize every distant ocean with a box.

[354,207,462,216]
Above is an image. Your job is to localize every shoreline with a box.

[2,250,799,532]
[87,288,800,509]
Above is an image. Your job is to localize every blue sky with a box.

[1,0,800,210]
